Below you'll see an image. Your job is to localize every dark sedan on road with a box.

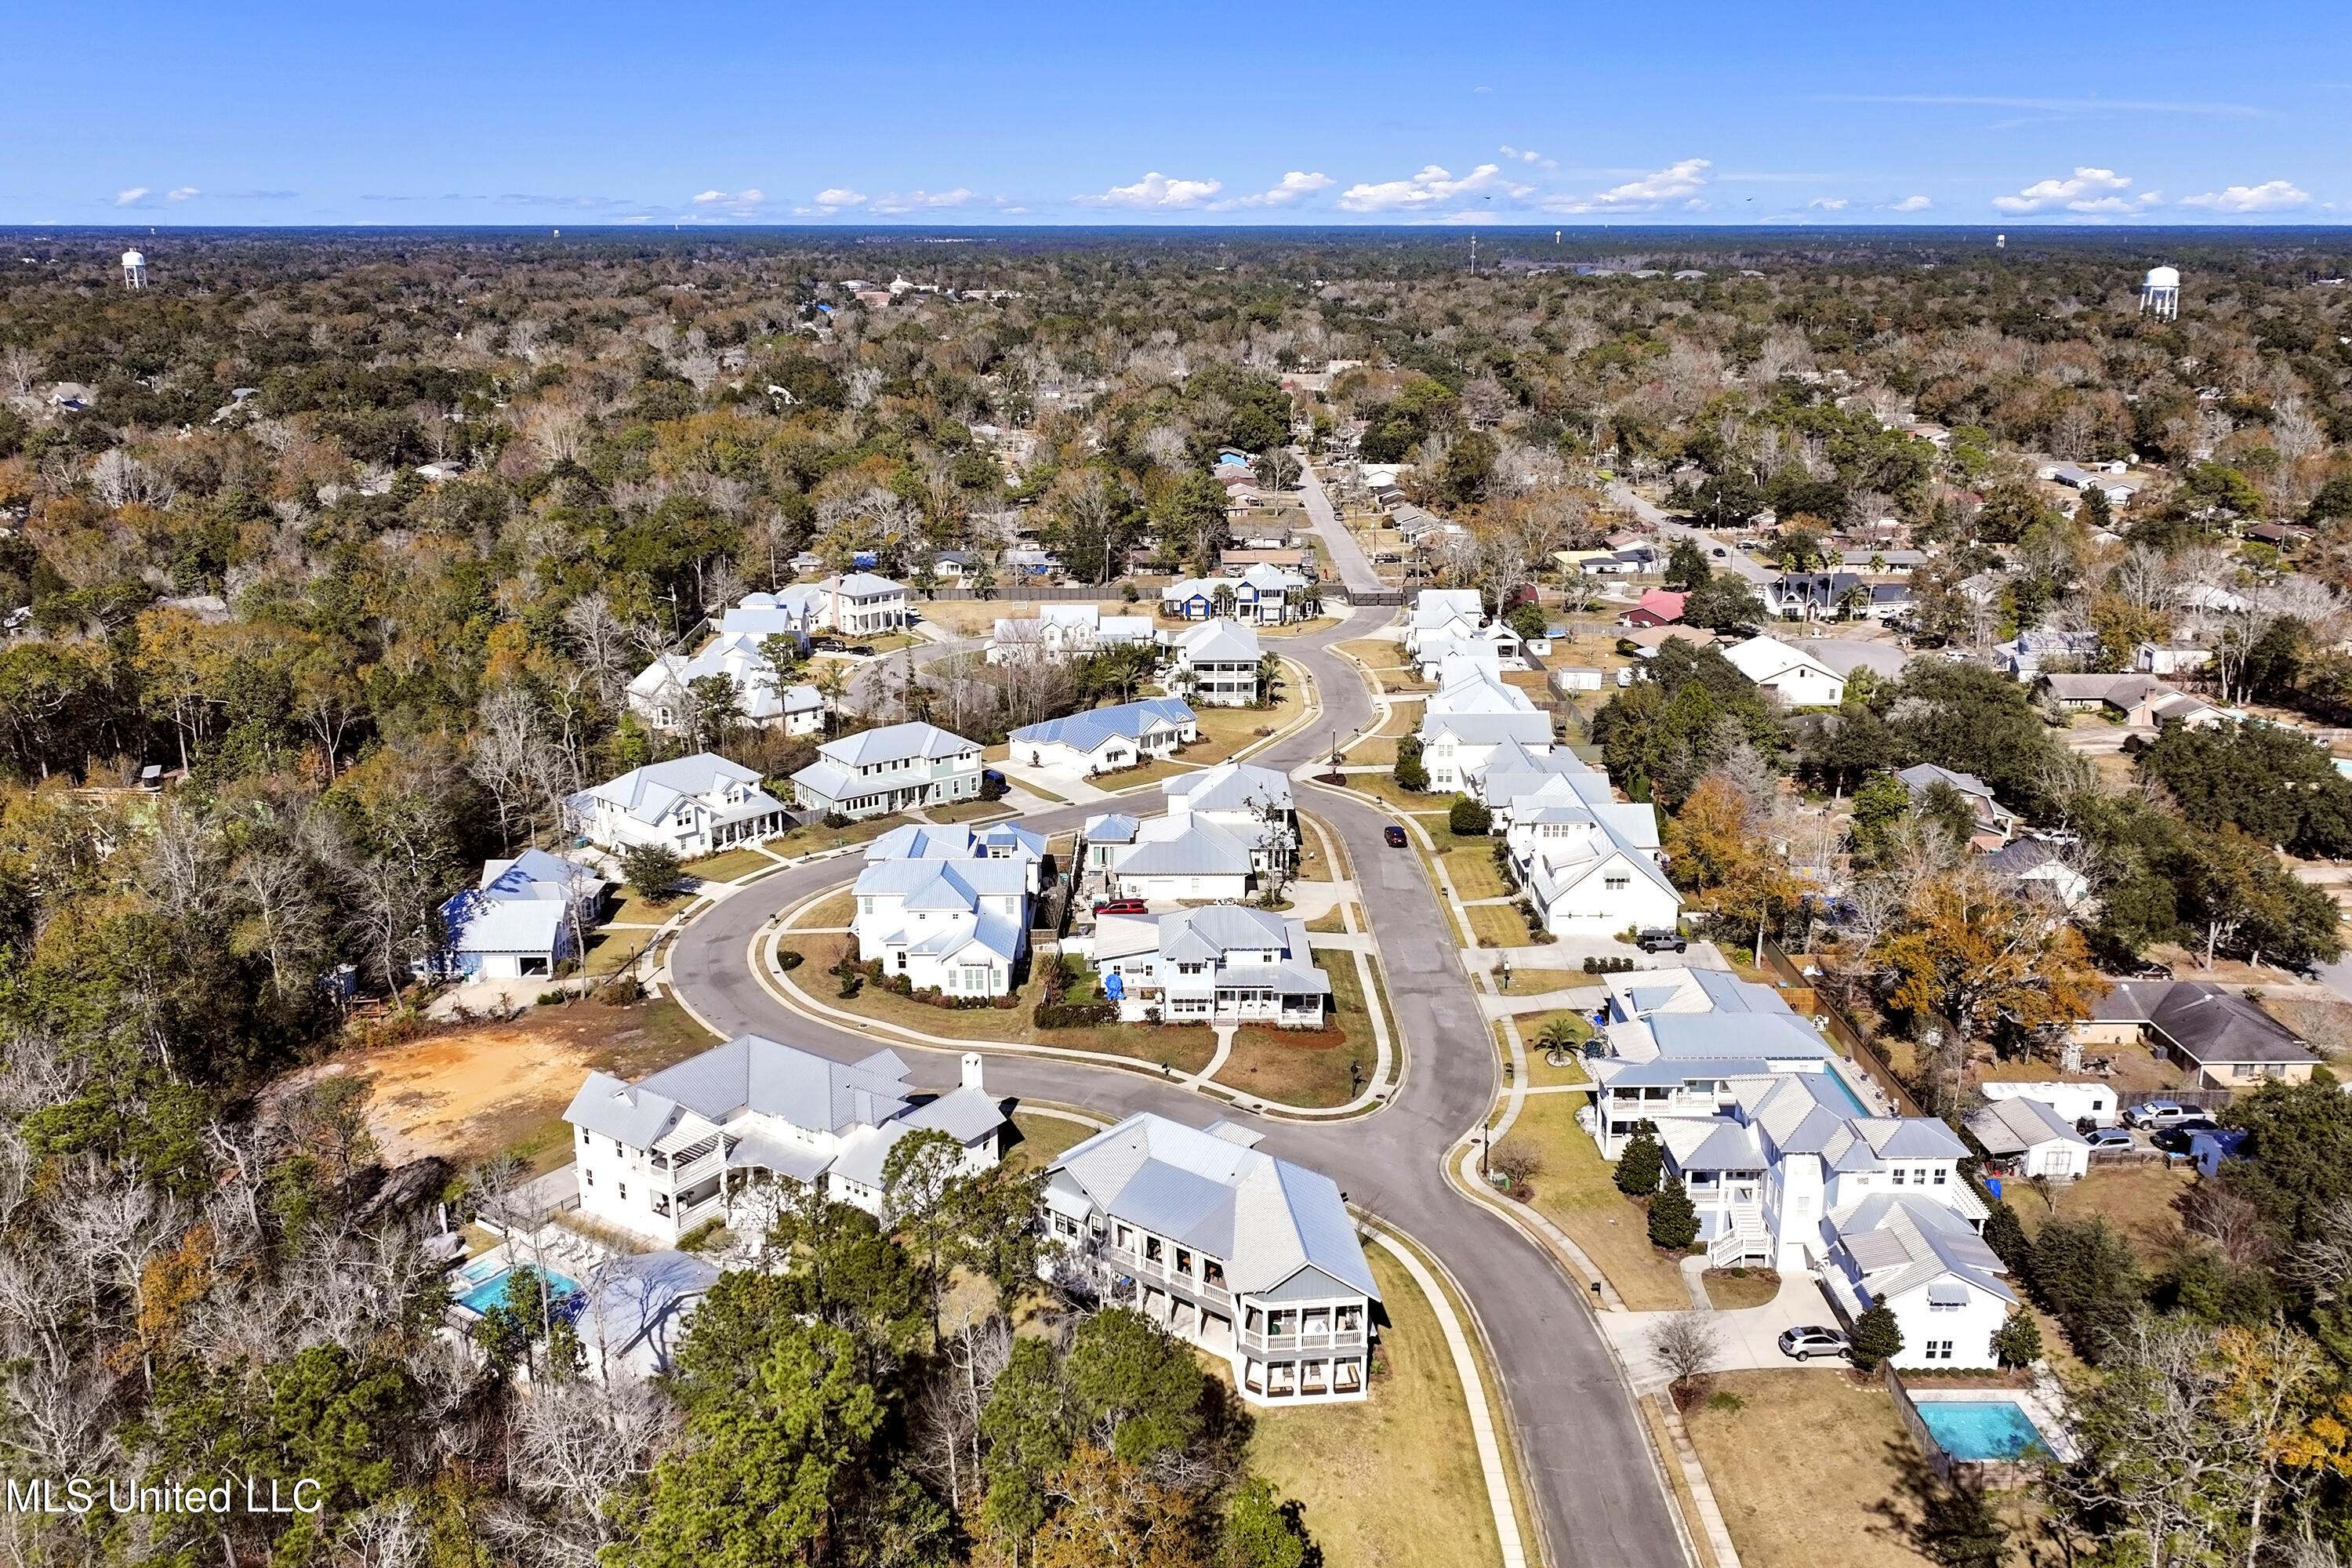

[1383,825,1410,848]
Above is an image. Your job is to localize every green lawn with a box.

[766,813,911,853]
[1436,845,1512,901]
[793,938,1218,1072]
[604,888,693,927]
[1004,1112,1098,1174]
[681,846,778,884]
[1492,1093,1693,1310]
[786,890,856,930]
[1214,956,1385,1108]
[1243,1246,1510,1568]
[1466,904,1529,949]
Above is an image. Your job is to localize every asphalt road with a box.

[1606,481,1772,586]
[1293,453,1385,595]
[666,610,1687,1568]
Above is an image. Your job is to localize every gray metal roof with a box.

[565,1033,919,1149]
[1011,698,1196,753]
[1165,761,1292,815]
[820,721,981,769]
[1052,1113,1379,1300]
[1965,1097,2085,1156]
[1115,820,1255,878]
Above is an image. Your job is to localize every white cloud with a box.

[1808,197,1849,210]
[1541,158,1711,214]
[2180,180,2312,212]
[868,188,974,214]
[1499,144,1558,169]
[166,187,198,201]
[1990,167,2161,213]
[1888,194,1933,212]
[1338,163,1530,213]
[114,187,149,206]
[1208,171,1335,211]
[692,187,771,217]
[1079,172,1223,209]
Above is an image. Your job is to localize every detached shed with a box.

[1965,1097,2092,1181]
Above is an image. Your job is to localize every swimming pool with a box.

[1914,1399,2049,1461]
[456,1263,582,1316]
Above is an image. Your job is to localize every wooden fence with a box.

[1760,940,1927,1117]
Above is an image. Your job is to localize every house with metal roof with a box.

[986,603,1160,664]
[572,753,792,858]
[564,1037,1007,1243]
[1088,906,1330,1027]
[627,630,825,736]
[851,857,1031,996]
[1008,698,1197,779]
[790,721,984,819]
[2071,980,2318,1087]
[431,849,607,981]
[1965,1095,2091,1181]
[1412,621,1526,681]
[862,821,1047,892]
[1169,619,1263,706]
[1040,1112,1380,1404]
[1102,817,1261,903]
[1402,588,1486,658]
[1824,1192,2016,1368]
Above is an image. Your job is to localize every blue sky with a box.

[6,0,2343,227]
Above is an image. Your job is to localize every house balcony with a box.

[1239,1327,1368,1356]
[1101,1244,1233,1307]
[661,1147,728,1189]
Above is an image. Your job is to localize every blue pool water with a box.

[1915,1400,2047,1461]
[456,1264,581,1316]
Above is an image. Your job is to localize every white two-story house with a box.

[1089,906,1330,1027]
[849,857,1031,996]
[572,754,792,858]
[1041,1112,1380,1405]
[564,1037,1007,1244]
[1168,619,1264,706]
[790,722,984,819]
[627,630,826,735]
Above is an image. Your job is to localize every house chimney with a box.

[961,1052,985,1092]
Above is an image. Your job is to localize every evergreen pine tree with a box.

[1991,1308,2043,1368]
[1980,1202,2031,1272]
[1849,1303,1904,1370]
[1648,1178,1700,1250]
[1615,1120,1663,1197]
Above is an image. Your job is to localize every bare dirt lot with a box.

[311,999,717,1176]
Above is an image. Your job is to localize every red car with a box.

[1095,898,1149,916]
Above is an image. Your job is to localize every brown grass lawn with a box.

[1682,1369,2045,1568]
[916,599,1127,636]
[1215,957,1383,1107]
[680,845,779,884]
[1097,757,1203,793]
[1494,1094,1692,1310]
[1376,701,1422,738]
[1703,1267,1782,1308]
[327,996,718,1175]
[1349,737,1399,767]
[1335,637,1409,673]
[1244,1247,1508,1568]
[1305,908,1349,934]
[1438,845,1512,901]
[1519,1012,1595,1085]
[1491,967,1594,996]
[1004,1111,1098,1174]
[794,938,1219,1072]
[1467,904,1529,948]
[768,812,910,853]
[786,889,857,929]
[2013,1161,2195,1271]
[603,888,693,927]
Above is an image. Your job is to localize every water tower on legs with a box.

[2140,265,2180,321]
[121,250,147,289]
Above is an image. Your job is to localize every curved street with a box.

[665,607,1686,1568]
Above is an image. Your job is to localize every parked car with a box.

[1710,546,1728,557]
[2118,960,2172,982]
[1635,928,1686,953]
[1094,898,1149,916]
[1383,825,1410,848]
[2126,1101,2194,1129]
[1777,1326,1850,1362]
[2085,1127,2137,1152]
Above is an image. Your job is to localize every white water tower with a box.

[121,249,146,289]
[2140,265,2180,320]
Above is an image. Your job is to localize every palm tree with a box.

[1536,1015,1584,1061]
[1255,652,1283,709]
[814,663,851,732]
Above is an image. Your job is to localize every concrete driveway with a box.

[1602,1266,1843,1394]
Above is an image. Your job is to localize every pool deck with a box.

[1908,1387,2078,1463]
